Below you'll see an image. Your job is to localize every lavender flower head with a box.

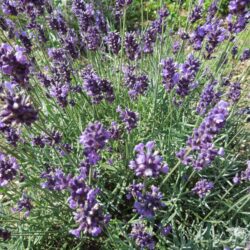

[240,48,250,61]
[177,100,229,171]
[161,225,172,236]
[40,168,71,191]
[192,179,214,198]
[205,20,228,57]
[172,41,181,54]
[117,106,139,132]
[129,141,169,177]
[116,0,133,8]
[0,44,30,86]
[233,160,250,184]
[123,66,149,99]
[105,31,121,54]
[190,25,207,51]
[82,66,115,104]
[228,0,249,14]
[125,32,141,61]
[176,54,200,97]
[161,58,179,92]
[84,26,101,51]
[0,152,19,186]
[130,223,155,250]
[196,81,221,115]
[13,193,33,217]
[79,122,110,164]
[68,176,110,237]
[109,121,121,140]
[231,46,238,58]
[189,4,203,23]
[132,185,165,218]
[1,93,38,126]
[227,82,241,103]
[49,10,68,34]
[49,82,70,107]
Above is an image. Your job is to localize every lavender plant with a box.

[0,0,249,249]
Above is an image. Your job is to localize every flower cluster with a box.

[0,152,19,187]
[40,168,71,191]
[196,81,221,115]
[0,121,20,146]
[205,20,228,57]
[129,141,169,177]
[240,48,250,61]
[177,101,229,171]
[105,31,121,54]
[128,184,165,218]
[115,0,133,20]
[161,225,172,236]
[13,193,33,217]
[0,93,38,126]
[227,82,241,103]
[117,106,139,132]
[68,176,109,237]
[160,58,179,92]
[71,0,107,51]
[192,179,214,198]
[130,223,155,250]
[161,54,200,97]
[189,4,203,23]
[79,122,110,164]
[233,161,250,184]
[49,10,68,35]
[0,44,30,86]
[142,7,169,54]
[123,66,149,99]
[81,66,115,104]
[125,32,141,61]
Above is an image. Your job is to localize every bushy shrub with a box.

[0,0,249,249]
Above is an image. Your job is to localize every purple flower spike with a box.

[117,106,139,132]
[68,176,109,237]
[161,225,172,236]
[0,44,30,87]
[1,93,38,126]
[129,141,169,177]
[233,161,250,184]
[176,54,200,97]
[123,66,149,99]
[133,185,165,218]
[229,0,249,14]
[80,122,110,164]
[189,4,203,23]
[40,168,71,191]
[130,223,155,250]
[192,179,214,198]
[227,82,241,103]
[196,81,221,115]
[85,26,101,51]
[125,32,141,61]
[161,58,179,92]
[177,100,229,171]
[105,31,121,54]
[0,152,19,187]
[240,48,250,61]
[13,193,33,217]
[82,66,115,104]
